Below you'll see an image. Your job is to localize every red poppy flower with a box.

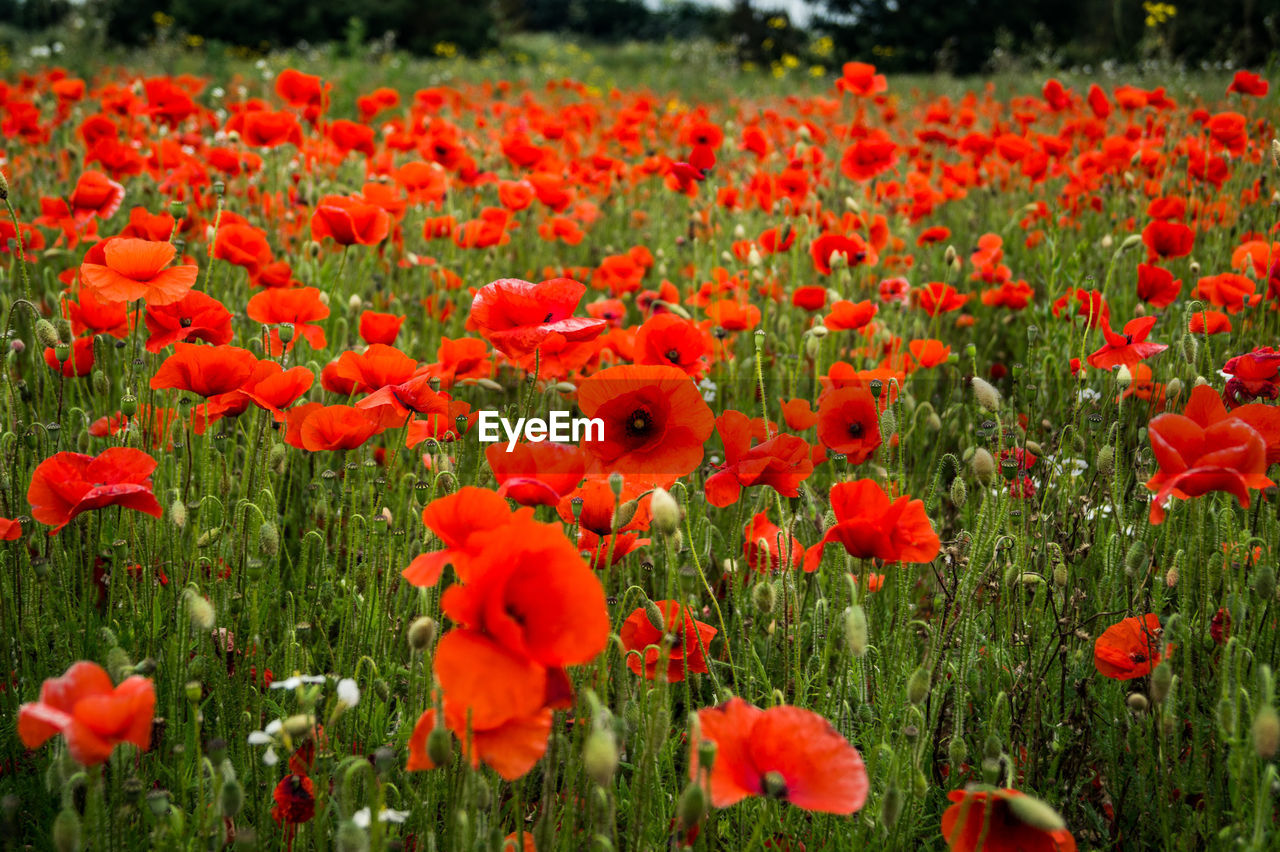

[1227,70,1269,97]
[1145,385,1274,523]
[824,299,878,331]
[915,282,969,316]
[310,195,390,247]
[293,405,380,452]
[231,108,303,148]
[816,385,881,462]
[212,222,272,274]
[18,661,155,766]
[909,339,951,369]
[65,287,130,339]
[422,337,493,388]
[68,170,125,224]
[275,68,327,110]
[706,411,813,507]
[1135,263,1182,309]
[354,372,449,429]
[556,476,650,537]
[1142,221,1194,260]
[836,61,887,96]
[331,344,417,394]
[743,512,804,573]
[1086,316,1167,370]
[942,788,1076,852]
[0,517,20,540]
[806,479,939,567]
[705,300,762,332]
[690,697,868,814]
[145,291,233,352]
[80,238,198,306]
[470,277,606,361]
[620,600,717,682]
[811,233,875,275]
[1094,613,1165,680]
[780,398,817,431]
[1223,347,1280,406]
[487,442,587,507]
[44,337,95,377]
[576,364,715,486]
[272,774,316,826]
[151,343,257,397]
[403,487,533,587]
[28,448,163,534]
[840,132,898,181]
[1189,309,1232,335]
[358,311,405,345]
[1052,288,1110,329]
[1193,273,1259,314]
[634,313,710,378]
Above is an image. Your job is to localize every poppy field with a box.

[2,40,1280,851]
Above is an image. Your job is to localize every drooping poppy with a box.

[705,410,813,507]
[690,697,868,814]
[18,661,155,766]
[80,238,198,306]
[28,448,163,534]
[1094,614,1166,680]
[620,600,717,682]
[470,277,606,361]
[941,787,1076,852]
[806,479,939,567]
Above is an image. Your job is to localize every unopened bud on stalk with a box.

[752,581,776,613]
[184,589,215,632]
[169,498,187,528]
[1007,794,1067,833]
[971,377,1001,412]
[845,605,868,658]
[52,807,80,852]
[427,726,451,765]
[1127,693,1149,713]
[1150,661,1173,703]
[880,785,905,828]
[1253,705,1280,759]
[221,778,244,818]
[1120,234,1143,252]
[949,476,967,507]
[1096,445,1115,477]
[259,521,279,556]
[677,782,706,829]
[408,616,436,651]
[1165,566,1179,588]
[906,667,931,705]
[650,488,682,534]
[0,168,8,199]
[334,822,368,852]
[1256,565,1276,601]
[35,319,59,349]
[1271,138,1280,169]
[970,448,996,482]
[1124,541,1148,579]
[1180,333,1198,364]
[944,245,957,265]
[948,736,967,766]
[583,728,619,787]
[1116,364,1132,389]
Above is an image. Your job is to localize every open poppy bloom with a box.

[1094,613,1166,680]
[690,697,868,814]
[28,448,163,534]
[942,787,1076,852]
[620,600,717,682]
[310,195,391,246]
[80,237,198,306]
[1223,347,1280,406]
[634,313,711,378]
[150,342,259,398]
[487,442,587,507]
[403,487,534,587]
[577,364,714,487]
[805,479,939,568]
[469,277,606,361]
[1145,385,1275,523]
[705,410,813,507]
[1086,316,1167,370]
[272,774,316,826]
[18,661,155,766]
[144,290,233,352]
[816,385,882,463]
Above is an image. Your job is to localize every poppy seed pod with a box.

[408,616,437,651]
[121,392,138,417]
[1253,705,1280,759]
[971,377,1001,412]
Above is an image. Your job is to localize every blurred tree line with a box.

[2,0,1277,72]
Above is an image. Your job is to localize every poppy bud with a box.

[676,781,706,829]
[650,488,682,535]
[52,807,80,852]
[1006,793,1067,833]
[257,520,278,556]
[643,597,666,632]
[1189,260,1200,276]
[1219,697,1236,735]
[752,581,776,613]
[970,377,1001,412]
[283,714,315,740]
[184,680,202,702]
[1100,234,1113,249]
[697,738,716,774]
[1256,565,1276,601]
[906,667,931,705]
[1253,705,1280,759]
[948,736,966,766]
[184,589,215,632]
[845,605,868,658]
[949,476,967,507]
[1164,566,1179,588]
[613,499,638,531]
[1096,445,1114,477]
[583,727,618,787]
[221,778,244,818]
[880,785,905,828]
[879,407,896,438]
[1272,138,1280,169]
[106,646,132,682]
[0,168,7,199]
[1053,563,1068,587]
[35,319,59,349]
[427,726,452,765]
[1150,661,1173,703]
[1124,541,1148,579]
[1180,333,1197,364]
[1120,233,1143,252]
[408,616,437,651]
[165,497,186,529]
[970,448,996,482]
[1127,693,1149,713]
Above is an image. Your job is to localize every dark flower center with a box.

[627,408,654,438]
[544,312,554,323]
[848,421,864,438]
[180,317,193,328]
[665,349,682,363]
